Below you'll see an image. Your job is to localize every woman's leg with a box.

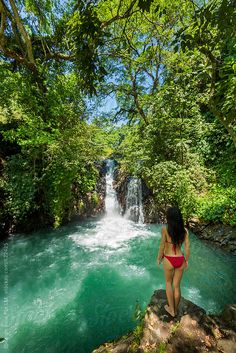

[173,261,185,314]
[163,258,175,316]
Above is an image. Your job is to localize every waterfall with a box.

[104,160,144,224]
[125,178,144,223]
[69,160,148,251]
[104,159,119,216]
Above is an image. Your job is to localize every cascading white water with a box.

[69,159,148,250]
[105,160,144,223]
[125,178,144,224]
[105,159,119,215]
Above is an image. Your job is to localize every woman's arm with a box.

[184,228,190,267]
[157,227,166,265]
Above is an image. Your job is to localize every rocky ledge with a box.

[92,289,236,353]
[188,218,236,255]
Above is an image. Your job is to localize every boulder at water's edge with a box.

[92,289,236,353]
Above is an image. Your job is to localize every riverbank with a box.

[93,289,236,353]
[188,218,236,255]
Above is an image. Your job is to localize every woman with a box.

[157,207,190,317]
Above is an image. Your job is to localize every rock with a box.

[217,339,236,353]
[113,167,162,223]
[139,290,207,353]
[92,290,236,353]
[92,333,134,353]
[142,197,160,223]
[219,305,236,331]
[113,169,128,216]
[188,218,236,254]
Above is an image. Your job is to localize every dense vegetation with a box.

[0,0,235,237]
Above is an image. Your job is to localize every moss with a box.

[53,215,61,228]
[129,319,145,353]
[91,191,99,206]
[78,199,85,211]
[155,321,181,353]
[170,321,180,334]
[157,341,167,353]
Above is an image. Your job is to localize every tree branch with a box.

[101,0,138,29]
[131,71,149,124]
[45,51,75,61]
[0,2,6,44]
[8,0,35,64]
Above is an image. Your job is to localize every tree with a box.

[177,0,236,145]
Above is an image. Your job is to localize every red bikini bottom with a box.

[163,255,185,268]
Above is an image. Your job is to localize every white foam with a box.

[69,216,152,251]
[185,287,201,302]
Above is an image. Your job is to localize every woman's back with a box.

[163,226,187,256]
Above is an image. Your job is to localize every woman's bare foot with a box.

[164,304,175,317]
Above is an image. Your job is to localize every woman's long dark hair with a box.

[166,207,186,247]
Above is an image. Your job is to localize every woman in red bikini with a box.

[157,207,190,317]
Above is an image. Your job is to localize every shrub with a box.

[196,186,236,225]
[143,161,199,221]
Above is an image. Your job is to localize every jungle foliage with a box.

[0,0,235,235]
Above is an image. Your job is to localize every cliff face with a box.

[188,218,236,255]
[92,289,236,353]
[0,161,107,239]
[113,169,160,223]
[68,161,106,221]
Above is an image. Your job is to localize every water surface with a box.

[1,218,235,353]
